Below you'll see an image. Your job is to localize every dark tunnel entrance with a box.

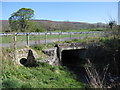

[61,49,86,67]
[61,49,87,83]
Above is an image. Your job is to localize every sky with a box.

[1,0,120,2]
[1,2,118,23]
[118,1,120,24]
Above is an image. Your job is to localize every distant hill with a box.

[0,20,107,32]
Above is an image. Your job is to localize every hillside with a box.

[0,20,107,32]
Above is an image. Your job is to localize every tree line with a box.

[6,8,109,33]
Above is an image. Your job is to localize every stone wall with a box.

[9,47,40,65]
[42,44,107,66]
[42,44,87,66]
[42,47,60,65]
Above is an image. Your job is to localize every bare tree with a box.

[84,59,109,88]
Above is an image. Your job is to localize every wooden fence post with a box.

[45,33,47,44]
[38,32,40,44]
[86,32,88,38]
[79,32,81,40]
[13,34,17,64]
[60,32,62,41]
[69,32,72,40]
[26,33,29,47]
[58,32,61,42]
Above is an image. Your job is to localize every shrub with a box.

[31,45,45,50]
[2,79,21,88]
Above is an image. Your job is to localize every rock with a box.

[8,47,40,65]
[19,49,38,67]
[25,50,37,67]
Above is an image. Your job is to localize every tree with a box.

[109,21,116,29]
[9,8,34,32]
[60,21,73,31]
[28,22,45,32]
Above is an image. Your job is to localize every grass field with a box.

[51,28,106,32]
[1,32,102,44]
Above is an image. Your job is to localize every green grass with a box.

[1,28,106,44]
[1,32,102,44]
[2,58,87,88]
[2,31,119,88]
[1,44,89,88]
[51,28,106,32]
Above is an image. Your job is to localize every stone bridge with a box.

[43,43,88,66]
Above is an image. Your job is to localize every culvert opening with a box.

[61,49,86,67]
[61,49,88,83]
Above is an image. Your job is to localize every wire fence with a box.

[1,31,105,47]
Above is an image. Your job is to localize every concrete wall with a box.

[42,46,87,66]
[42,47,60,65]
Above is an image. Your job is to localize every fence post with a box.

[79,32,81,40]
[13,34,17,64]
[45,32,47,44]
[26,33,29,47]
[60,32,62,41]
[58,32,61,42]
[38,32,40,44]
[86,32,88,38]
[69,32,72,40]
